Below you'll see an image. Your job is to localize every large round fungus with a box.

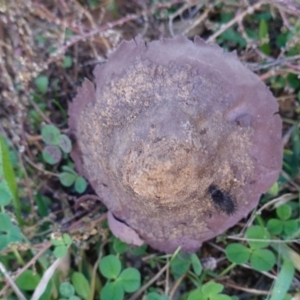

[69,36,282,253]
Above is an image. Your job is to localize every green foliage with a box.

[41,125,87,192]
[188,281,231,300]
[59,166,87,193]
[246,225,270,249]
[267,204,298,236]
[258,19,270,54]
[99,255,121,279]
[146,292,170,300]
[170,251,202,278]
[270,258,294,300]
[59,135,72,153]
[59,171,77,187]
[1,3,299,300]
[284,126,300,177]
[41,125,72,165]
[191,253,202,276]
[130,244,147,256]
[0,140,23,252]
[74,176,88,193]
[43,145,62,165]
[101,282,124,300]
[118,268,141,292]
[62,55,73,69]
[99,255,141,300]
[0,136,21,221]
[113,238,128,254]
[220,29,246,47]
[170,252,191,277]
[89,0,100,9]
[42,125,61,145]
[16,269,41,291]
[0,212,23,252]
[0,185,11,206]
[65,28,74,38]
[51,233,72,258]
[59,282,75,298]
[35,75,49,94]
[216,12,246,47]
[269,75,286,90]
[35,194,51,217]
[71,272,91,300]
[226,225,276,271]
[250,249,275,271]
[36,34,47,46]
[225,244,250,264]
[287,73,300,90]
[267,182,279,196]
[0,137,16,205]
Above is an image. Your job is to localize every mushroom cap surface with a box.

[69,36,282,253]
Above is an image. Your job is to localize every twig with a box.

[26,134,42,143]
[259,68,299,81]
[181,8,211,36]
[0,262,26,300]
[165,258,170,295]
[72,0,97,29]
[280,171,300,191]
[282,124,296,147]
[168,2,204,37]
[127,262,171,300]
[217,280,270,295]
[28,97,52,124]
[207,1,266,43]
[279,8,292,30]
[0,241,52,297]
[74,194,102,210]
[227,236,300,244]
[265,0,300,16]
[67,211,107,234]
[89,240,108,300]
[46,0,185,68]
[236,192,298,236]
[169,272,186,299]
[31,256,67,300]
[248,54,300,71]
[241,263,277,280]
[24,155,60,177]
[30,3,90,34]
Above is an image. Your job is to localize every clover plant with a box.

[59,165,87,194]
[99,254,141,300]
[51,233,72,258]
[187,281,232,300]
[41,125,72,165]
[226,225,276,271]
[267,204,298,236]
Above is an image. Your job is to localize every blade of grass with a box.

[0,136,22,223]
[270,258,294,300]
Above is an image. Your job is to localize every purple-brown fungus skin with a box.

[69,36,282,253]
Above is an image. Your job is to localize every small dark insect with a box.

[208,184,237,215]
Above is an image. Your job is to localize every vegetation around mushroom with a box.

[0,1,300,300]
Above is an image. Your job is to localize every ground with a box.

[0,0,300,300]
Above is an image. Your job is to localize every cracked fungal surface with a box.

[69,36,282,253]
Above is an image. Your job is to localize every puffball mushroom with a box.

[68,36,282,253]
